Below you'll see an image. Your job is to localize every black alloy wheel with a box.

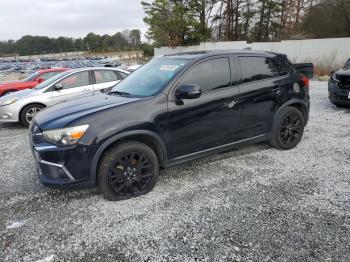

[280,112,303,146]
[108,152,154,196]
[270,106,305,150]
[98,141,159,201]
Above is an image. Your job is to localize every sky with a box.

[0,0,147,41]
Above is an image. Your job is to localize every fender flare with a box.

[90,130,168,183]
[274,99,309,123]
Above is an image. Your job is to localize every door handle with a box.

[272,87,282,95]
[226,99,239,109]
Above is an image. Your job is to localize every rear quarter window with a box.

[239,56,279,84]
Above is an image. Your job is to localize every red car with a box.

[0,68,69,96]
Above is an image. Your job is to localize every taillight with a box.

[302,76,309,88]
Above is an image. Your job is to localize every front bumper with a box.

[328,81,350,105]
[0,103,20,122]
[29,124,96,189]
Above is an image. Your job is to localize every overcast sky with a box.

[0,0,147,41]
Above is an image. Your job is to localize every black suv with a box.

[30,50,310,201]
[329,58,350,106]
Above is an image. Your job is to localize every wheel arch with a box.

[275,99,309,124]
[90,130,168,185]
[19,102,47,119]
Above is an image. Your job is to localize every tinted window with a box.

[179,58,231,93]
[94,70,118,84]
[40,72,60,80]
[58,71,90,89]
[345,59,350,67]
[239,57,279,83]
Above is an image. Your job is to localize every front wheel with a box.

[270,106,305,150]
[20,104,45,127]
[98,141,159,201]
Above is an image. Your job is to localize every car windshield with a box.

[34,70,72,90]
[22,72,40,82]
[110,58,189,97]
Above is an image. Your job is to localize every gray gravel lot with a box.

[0,81,349,262]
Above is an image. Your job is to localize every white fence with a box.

[155,38,350,67]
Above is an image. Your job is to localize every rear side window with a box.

[179,58,231,93]
[239,56,279,84]
[58,71,90,89]
[94,70,118,84]
[117,71,129,79]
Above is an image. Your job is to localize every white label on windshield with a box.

[160,65,178,71]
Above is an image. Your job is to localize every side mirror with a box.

[175,84,201,100]
[54,83,63,91]
[37,78,45,84]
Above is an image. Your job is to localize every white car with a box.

[0,67,130,126]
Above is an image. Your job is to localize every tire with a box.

[270,106,305,150]
[1,90,17,96]
[20,104,45,127]
[98,141,159,201]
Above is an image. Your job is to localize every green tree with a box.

[142,0,202,47]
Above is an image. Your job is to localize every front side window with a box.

[179,58,231,93]
[239,56,279,84]
[58,71,90,89]
[111,58,189,97]
[94,70,118,84]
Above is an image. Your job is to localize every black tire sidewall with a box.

[20,104,44,126]
[271,106,305,150]
[98,141,159,201]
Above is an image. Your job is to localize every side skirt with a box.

[164,133,271,168]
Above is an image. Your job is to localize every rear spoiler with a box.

[293,63,314,79]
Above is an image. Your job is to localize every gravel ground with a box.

[0,81,349,262]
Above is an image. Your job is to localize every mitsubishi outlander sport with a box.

[30,50,310,201]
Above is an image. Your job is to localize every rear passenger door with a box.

[92,70,122,93]
[237,56,284,139]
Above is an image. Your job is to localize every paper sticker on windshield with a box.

[160,65,178,71]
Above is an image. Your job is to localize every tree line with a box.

[0,29,142,56]
[142,0,350,47]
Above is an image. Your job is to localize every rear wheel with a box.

[20,104,45,127]
[98,141,159,201]
[270,106,305,150]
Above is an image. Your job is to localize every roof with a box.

[63,67,130,74]
[37,68,70,73]
[161,49,280,60]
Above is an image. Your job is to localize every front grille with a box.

[336,74,350,90]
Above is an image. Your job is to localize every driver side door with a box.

[50,71,93,105]
[167,56,240,158]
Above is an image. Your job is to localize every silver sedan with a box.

[0,67,129,126]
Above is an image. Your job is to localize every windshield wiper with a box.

[109,90,131,97]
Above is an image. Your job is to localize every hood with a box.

[334,67,350,76]
[0,80,36,90]
[0,88,36,103]
[35,93,143,130]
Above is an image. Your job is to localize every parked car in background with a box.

[0,68,69,96]
[126,64,142,72]
[329,59,350,106]
[0,67,129,126]
[30,50,310,201]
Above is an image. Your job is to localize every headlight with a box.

[0,97,19,106]
[42,125,89,146]
[331,73,339,82]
